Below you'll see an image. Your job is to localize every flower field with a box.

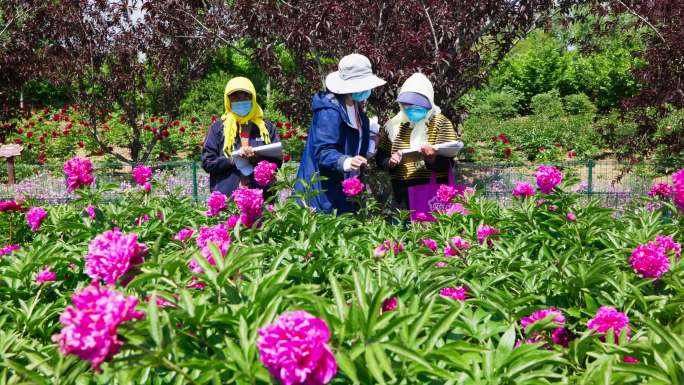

[0,159,683,385]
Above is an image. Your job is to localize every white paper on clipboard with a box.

[231,142,283,159]
[398,141,464,164]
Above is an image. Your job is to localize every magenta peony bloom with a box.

[52,282,144,371]
[436,184,457,204]
[477,225,500,246]
[341,177,364,197]
[35,267,57,284]
[535,165,563,194]
[443,236,471,257]
[131,165,153,186]
[421,239,438,252]
[373,241,404,257]
[143,182,151,192]
[226,215,240,229]
[254,161,278,187]
[587,306,630,340]
[512,182,536,197]
[232,187,264,227]
[257,310,337,385]
[673,168,684,213]
[566,212,577,222]
[63,157,95,192]
[174,228,194,242]
[623,356,639,364]
[85,206,96,220]
[630,242,670,279]
[135,214,150,226]
[0,244,20,256]
[435,261,449,268]
[440,286,467,301]
[655,235,681,259]
[0,199,25,213]
[381,297,397,313]
[85,229,148,285]
[520,308,569,346]
[186,277,206,290]
[206,191,227,217]
[190,224,231,274]
[25,207,47,231]
[648,182,673,199]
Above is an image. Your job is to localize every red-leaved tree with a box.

[2,0,235,164]
[230,0,581,125]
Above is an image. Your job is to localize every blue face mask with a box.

[351,90,372,102]
[231,100,253,117]
[404,106,429,122]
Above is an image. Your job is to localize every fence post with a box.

[587,160,594,197]
[192,160,198,202]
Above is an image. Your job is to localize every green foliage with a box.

[531,90,564,118]
[466,88,523,119]
[563,93,597,116]
[0,166,683,384]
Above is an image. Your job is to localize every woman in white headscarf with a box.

[375,73,459,210]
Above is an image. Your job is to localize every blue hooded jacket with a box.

[295,92,370,214]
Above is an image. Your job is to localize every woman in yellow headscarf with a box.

[201,77,281,196]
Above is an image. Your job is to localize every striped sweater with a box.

[376,113,458,181]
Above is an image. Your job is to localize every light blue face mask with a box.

[404,106,429,123]
[231,100,253,117]
[351,90,372,102]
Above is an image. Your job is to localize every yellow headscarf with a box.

[221,77,271,157]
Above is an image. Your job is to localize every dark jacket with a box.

[295,92,370,214]
[201,120,281,196]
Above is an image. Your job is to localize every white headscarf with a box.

[384,73,441,149]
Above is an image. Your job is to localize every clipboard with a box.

[231,142,283,159]
[398,141,464,164]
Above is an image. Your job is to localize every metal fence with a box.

[0,159,681,207]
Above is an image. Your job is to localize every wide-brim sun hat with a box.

[325,53,386,94]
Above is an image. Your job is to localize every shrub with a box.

[531,90,564,118]
[468,88,522,119]
[563,93,597,116]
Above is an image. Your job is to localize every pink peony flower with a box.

[206,191,227,217]
[174,228,194,242]
[655,235,681,259]
[520,308,569,347]
[440,286,467,301]
[587,306,630,340]
[135,214,150,226]
[630,242,670,279]
[477,225,500,246]
[443,236,471,257]
[25,207,47,231]
[85,206,96,220]
[267,204,276,213]
[381,297,397,313]
[623,356,639,364]
[512,182,536,197]
[443,202,469,216]
[190,224,231,274]
[535,165,563,194]
[145,295,176,309]
[131,165,153,186]
[85,229,148,285]
[186,277,206,290]
[421,239,438,252]
[373,241,405,257]
[436,184,457,204]
[341,177,364,197]
[566,212,577,222]
[143,182,151,192]
[535,199,546,206]
[35,267,57,283]
[548,205,558,212]
[254,161,278,187]
[52,282,144,371]
[435,261,449,268]
[226,215,240,229]
[257,311,337,385]
[0,244,20,256]
[648,182,673,199]
[63,157,95,192]
[232,187,264,227]
[673,168,684,213]
[0,199,25,212]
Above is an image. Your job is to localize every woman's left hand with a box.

[240,146,256,159]
[420,145,437,163]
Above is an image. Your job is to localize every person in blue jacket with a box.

[295,54,386,214]
[201,77,281,197]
